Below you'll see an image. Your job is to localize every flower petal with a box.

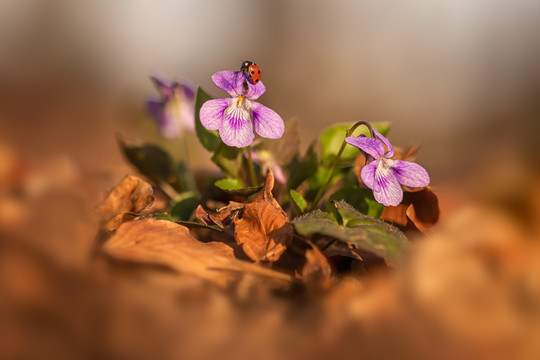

[360,160,378,190]
[251,102,284,139]
[372,128,394,157]
[180,83,195,99]
[220,105,254,148]
[245,81,266,100]
[372,161,403,206]
[391,160,430,188]
[150,75,172,98]
[199,98,230,130]
[147,99,180,138]
[211,71,244,97]
[169,97,195,131]
[345,135,385,159]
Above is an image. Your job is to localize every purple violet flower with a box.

[345,129,430,207]
[199,71,284,148]
[147,76,195,138]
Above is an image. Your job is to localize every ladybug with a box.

[241,60,261,85]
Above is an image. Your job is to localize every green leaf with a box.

[214,178,263,196]
[320,122,391,166]
[214,178,244,191]
[293,200,408,265]
[327,187,384,219]
[305,165,345,201]
[117,136,173,185]
[168,191,200,221]
[173,161,197,193]
[289,189,307,214]
[195,87,221,152]
[211,143,243,180]
[287,141,318,190]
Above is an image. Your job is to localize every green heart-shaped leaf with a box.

[168,191,200,221]
[320,122,391,166]
[293,200,408,265]
[289,189,307,214]
[195,87,221,152]
[327,187,384,219]
[215,178,263,196]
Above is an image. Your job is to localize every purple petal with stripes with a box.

[345,136,385,159]
[251,102,284,139]
[199,98,230,131]
[219,105,254,148]
[391,160,430,188]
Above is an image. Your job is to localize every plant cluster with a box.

[115,62,439,281]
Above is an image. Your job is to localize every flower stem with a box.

[309,121,374,211]
[246,145,257,186]
[180,133,197,193]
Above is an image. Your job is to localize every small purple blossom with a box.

[345,129,430,207]
[147,76,195,138]
[199,71,284,148]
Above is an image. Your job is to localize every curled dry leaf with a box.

[94,175,154,230]
[381,187,440,234]
[103,218,293,288]
[301,242,332,291]
[195,202,244,228]
[404,186,440,228]
[233,170,293,262]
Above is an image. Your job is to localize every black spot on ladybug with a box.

[251,70,255,74]
[258,70,261,73]
[255,79,259,82]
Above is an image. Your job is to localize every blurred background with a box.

[1,1,540,359]
[1,0,539,187]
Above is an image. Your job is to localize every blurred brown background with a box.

[1,2,540,360]
[1,0,539,188]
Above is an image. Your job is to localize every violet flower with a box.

[199,71,284,148]
[147,76,195,138]
[345,129,430,206]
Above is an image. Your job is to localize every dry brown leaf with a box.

[302,242,332,291]
[406,186,440,229]
[94,175,154,229]
[393,144,421,162]
[103,218,293,288]
[233,170,293,262]
[195,205,213,225]
[381,186,439,235]
[104,212,139,232]
[354,153,368,186]
[195,202,244,228]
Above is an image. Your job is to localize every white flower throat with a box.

[225,95,252,120]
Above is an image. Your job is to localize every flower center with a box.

[237,95,245,106]
[377,157,395,175]
[225,96,251,122]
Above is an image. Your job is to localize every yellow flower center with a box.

[237,95,245,106]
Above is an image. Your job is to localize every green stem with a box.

[159,181,180,199]
[246,145,257,186]
[180,133,197,193]
[309,121,374,211]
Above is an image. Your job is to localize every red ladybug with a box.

[241,60,261,85]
